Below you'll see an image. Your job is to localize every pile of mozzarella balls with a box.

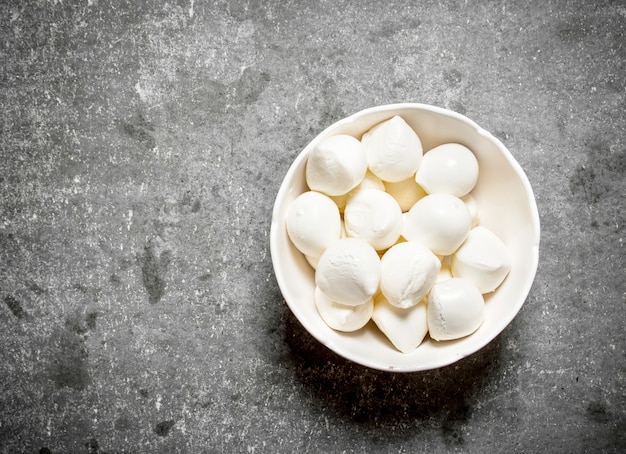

[286,116,511,353]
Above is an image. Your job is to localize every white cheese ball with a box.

[461,193,480,227]
[315,238,380,306]
[428,278,484,341]
[380,242,441,309]
[305,254,320,270]
[372,293,429,353]
[451,226,512,293]
[362,116,423,182]
[436,261,453,283]
[315,286,373,332]
[306,134,368,196]
[330,170,385,212]
[286,191,342,259]
[383,176,427,212]
[344,189,403,251]
[415,143,479,197]
[402,193,471,256]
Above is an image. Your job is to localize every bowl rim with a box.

[270,103,540,372]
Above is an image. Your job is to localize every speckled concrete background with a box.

[0,0,624,452]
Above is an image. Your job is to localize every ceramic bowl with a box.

[270,103,540,372]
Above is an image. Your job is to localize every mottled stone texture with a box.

[0,0,624,452]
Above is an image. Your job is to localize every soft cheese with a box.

[286,191,342,259]
[362,116,423,182]
[371,293,429,353]
[428,278,484,341]
[379,242,440,309]
[451,226,512,293]
[402,193,471,256]
[306,134,368,196]
[315,286,373,332]
[383,176,427,212]
[415,143,479,197]
[315,238,381,306]
[344,189,403,251]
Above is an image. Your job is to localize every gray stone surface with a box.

[1,0,624,452]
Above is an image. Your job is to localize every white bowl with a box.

[270,103,540,372]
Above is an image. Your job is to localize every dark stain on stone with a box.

[50,322,90,390]
[234,68,270,107]
[443,69,463,88]
[195,68,271,116]
[203,79,227,110]
[181,190,193,207]
[557,15,593,43]
[586,401,611,424]
[0,232,17,254]
[85,311,98,330]
[64,310,98,335]
[181,191,202,214]
[570,163,609,204]
[118,255,135,271]
[139,388,149,398]
[609,418,626,447]
[114,416,133,431]
[66,314,88,336]
[569,141,626,204]
[369,17,421,40]
[72,282,90,294]
[122,112,156,150]
[197,272,212,282]
[211,183,226,201]
[4,295,26,319]
[28,280,45,295]
[226,1,267,21]
[140,241,171,304]
[85,437,99,453]
[154,420,175,437]
[314,77,346,129]
[441,402,472,446]
[319,101,347,129]
[370,20,397,40]
[604,70,626,94]
[39,448,51,454]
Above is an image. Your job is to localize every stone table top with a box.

[1,0,624,452]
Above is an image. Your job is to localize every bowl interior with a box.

[270,104,540,372]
